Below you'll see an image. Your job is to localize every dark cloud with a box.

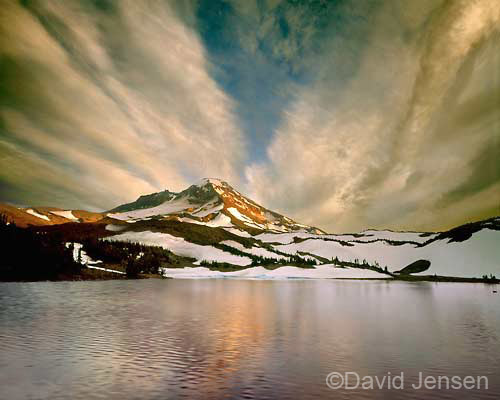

[437,143,499,210]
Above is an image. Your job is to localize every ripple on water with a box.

[0,280,499,400]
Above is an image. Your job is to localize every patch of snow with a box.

[105,224,127,232]
[107,231,252,266]
[191,202,223,217]
[223,228,252,238]
[161,264,388,280]
[255,232,298,244]
[262,221,290,233]
[25,209,50,221]
[177,213,233,228]
[176,217,206,225]
[66,242,125,274]
[227,207,265,229]
[108,196,194,220]
[357,230,437,243]
[66,242,102,265]
[86,265,126,275]
[50,210,78,221]
[205,213,233,227]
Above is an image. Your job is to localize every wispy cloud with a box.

[0,0,245,210]
[246,0,500,231]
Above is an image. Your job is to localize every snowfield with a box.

[105,224,499,279]
[272,229,500,278]
[223,227,252,237]
[161,264,388,279]
[50,210,79,221]
[105,224,127,232]
[178,212,233,228]
[107,196,201,221]
[107,231,252,266]
[25,209,50,221]
[359,230,437,243]
[255,230,437,245]
[192,202,224,217]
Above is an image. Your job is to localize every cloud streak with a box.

[0,0,245,210]
[246,0,500,231]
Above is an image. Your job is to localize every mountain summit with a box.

[108,178,325,234]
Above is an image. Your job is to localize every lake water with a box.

[1,279,499,399]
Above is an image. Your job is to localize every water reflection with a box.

[0,280,499,399]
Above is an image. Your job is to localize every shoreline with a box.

[389,274,499,284]
[2,261,498,284]
[2,273,497,284]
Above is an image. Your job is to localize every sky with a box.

[0,0,499,232]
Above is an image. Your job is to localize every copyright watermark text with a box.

[326,372,488,390]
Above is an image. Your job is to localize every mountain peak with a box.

[107,179,324,235]
[199,177,225,186]
[196,178,233,192]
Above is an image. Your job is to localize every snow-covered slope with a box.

[161,265,388,280]
[50,210,80,221]
[108,178,324,234]
[104,211,500,279]
[107,231,252,266]
[0,204,106,227]
[261,217,500,278]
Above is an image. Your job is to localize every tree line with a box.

[0,214,81,281]
[214,243,317,268]
[81,238,175,278]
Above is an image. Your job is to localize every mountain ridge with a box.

[109,190,176,213]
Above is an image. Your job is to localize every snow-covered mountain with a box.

[1,178,499,280]
[107,178,325,235]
